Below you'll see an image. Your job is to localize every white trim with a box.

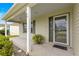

[70,13,72,47]
[67,14,69,46]
[2,4,16,20]
[53,13,69,46]
[53,17,55,43]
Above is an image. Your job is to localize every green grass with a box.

[0,34,19,38]
[7,35,19,38]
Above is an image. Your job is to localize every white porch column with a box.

[26,6,31,55]
[5,20,7,37]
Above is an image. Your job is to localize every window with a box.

[23,23,27,33]
[23,20,36,34]
[31,20,36,34]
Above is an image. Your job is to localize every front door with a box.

[53,14,69,46]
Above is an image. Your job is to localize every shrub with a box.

[0,29,9,35]
[0,35,13,56]
[0,35,9,41]
[32,34,45,44]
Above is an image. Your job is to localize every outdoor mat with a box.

[53,45,67,50]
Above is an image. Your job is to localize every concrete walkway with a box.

[11,37,27,52]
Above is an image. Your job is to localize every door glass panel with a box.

[55,16,67,43]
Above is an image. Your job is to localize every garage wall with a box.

[10,25,20,35]
[10,23,23,35]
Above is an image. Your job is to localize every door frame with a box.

[53,13,69,46]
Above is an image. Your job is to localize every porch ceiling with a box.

[32,3,73,17]
[4,3,74,23]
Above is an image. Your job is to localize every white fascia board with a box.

[2,3,27,20]
[2,4,16,20]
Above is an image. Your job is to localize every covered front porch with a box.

[3,3,74,56]
[10,34,73,56]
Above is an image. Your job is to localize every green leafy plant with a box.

[0,35,9,41]
[32,34,45,44]
[0,35,13,56]
[0,29,9,35]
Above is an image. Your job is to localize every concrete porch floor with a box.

[11,37,73,56]
[31,43,73,56]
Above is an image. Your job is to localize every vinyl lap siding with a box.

[73,4,79,55]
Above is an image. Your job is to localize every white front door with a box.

[53,14,69,46]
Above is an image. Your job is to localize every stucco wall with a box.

[72,4,79,55]
[34,7,73,44]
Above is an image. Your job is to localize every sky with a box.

[0,3,13,24]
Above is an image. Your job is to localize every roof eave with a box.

[2,3,17,20]
[2,3,27,20]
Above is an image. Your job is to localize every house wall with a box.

[19,23,23,34]
[72,4,79,55]
[33,7,73,45]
